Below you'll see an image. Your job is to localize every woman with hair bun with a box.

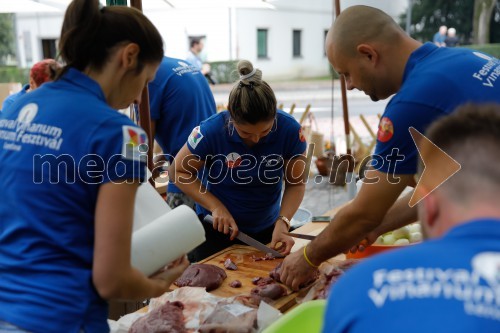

[171,60,307,262]
[0,1,188,332]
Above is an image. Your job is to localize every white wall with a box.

[15,13,63,68]
[144,8,232,62]
[235,5,332,80]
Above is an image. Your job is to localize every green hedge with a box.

[208,60,239,84]
[0,66,29,83]
[462,43,500,58]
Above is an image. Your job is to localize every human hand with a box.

[270,220,295,255]
[150,255,189,286]
[211,206,238,240]
[279,248,319,291]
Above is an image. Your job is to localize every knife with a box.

[203,215,285,258]
[284,232,316,240]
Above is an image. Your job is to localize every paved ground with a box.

[210,79,388,216]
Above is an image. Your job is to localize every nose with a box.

[250,135,260,143]
[344,78,354,91]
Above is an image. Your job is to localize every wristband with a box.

[277,215,291,230]
[303,245,319,268]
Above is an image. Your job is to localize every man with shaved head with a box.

[280,5,500,290]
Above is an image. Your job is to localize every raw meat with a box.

[310,259,361,300]
[129,301,186,333]
[251,253,276,262]
[230,280,242,288]
[251,283,288,300]
[224,258,238,271]
[174,264,227,291]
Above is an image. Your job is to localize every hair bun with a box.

[237,60,262,85]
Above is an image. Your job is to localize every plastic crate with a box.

[263,300,327,333]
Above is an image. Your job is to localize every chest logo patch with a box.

[188,126,204,149]
[226,152,242,168]
[299,127,306,142]
[122,125,148,162]
[377,117,394,143]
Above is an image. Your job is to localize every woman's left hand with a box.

[270,220,295,255]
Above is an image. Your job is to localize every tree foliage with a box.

[400,0,499,44]
[0,14,15,64]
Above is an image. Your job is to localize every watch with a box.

[277,215,291,230]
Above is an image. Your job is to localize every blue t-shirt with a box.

[433,31,446,45]
[184,110,307,233]
[323,219,500,333]
[1,84,29,113]
[373,43,500,175]
[0,68,147,333]
[149,56,216,193]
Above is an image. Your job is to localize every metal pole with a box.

[406,0,413,35]
[334,0,356,198]
[108,0,154,180]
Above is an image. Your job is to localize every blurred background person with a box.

[149,56,216,209]
[186,37,216,84]
[1,59,61,113]
[445,27,460,47]
[433,25,447,47]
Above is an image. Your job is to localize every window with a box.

[293,30,302,58]
[41,39,57,59]
[257,29,268,58]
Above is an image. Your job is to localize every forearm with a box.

[279,183,305,220]
[307,202,382,264]
[371,192,418,236]
[96,267,169,301]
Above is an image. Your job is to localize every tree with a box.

[399,0,498,44]
[0,14,15,64]
[473,0,498,44]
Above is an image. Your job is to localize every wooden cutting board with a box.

[194,245,303,313]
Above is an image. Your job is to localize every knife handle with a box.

[203,214,214,225]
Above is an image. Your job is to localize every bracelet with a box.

[277,215,291,230]
[303,245,319,268]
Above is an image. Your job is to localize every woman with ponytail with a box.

[171,60,307,262]
[0,1,188,332]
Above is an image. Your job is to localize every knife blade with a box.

[203,215,284,258]
[284,232,316,240]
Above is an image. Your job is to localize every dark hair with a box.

[227,60,277,124]
[58,0,163,77]
[190,37,202,48]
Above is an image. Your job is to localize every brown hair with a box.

[227,60,276,124]
[58,0,163,77]
[423,103,500,202]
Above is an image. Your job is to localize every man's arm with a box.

[280,169,413,290]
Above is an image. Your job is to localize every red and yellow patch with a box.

[377,117,394,143]
[299,127,306,142]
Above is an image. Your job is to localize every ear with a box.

[29,77,37,89]
[121,43,140,71]
[357,44,378,64]
[421,191,439,234]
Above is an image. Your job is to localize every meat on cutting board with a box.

[129,301,186,333]
[229,280,242,288]
[251,283,288,300]
[224,258,238,271]
[174,264,227,291]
